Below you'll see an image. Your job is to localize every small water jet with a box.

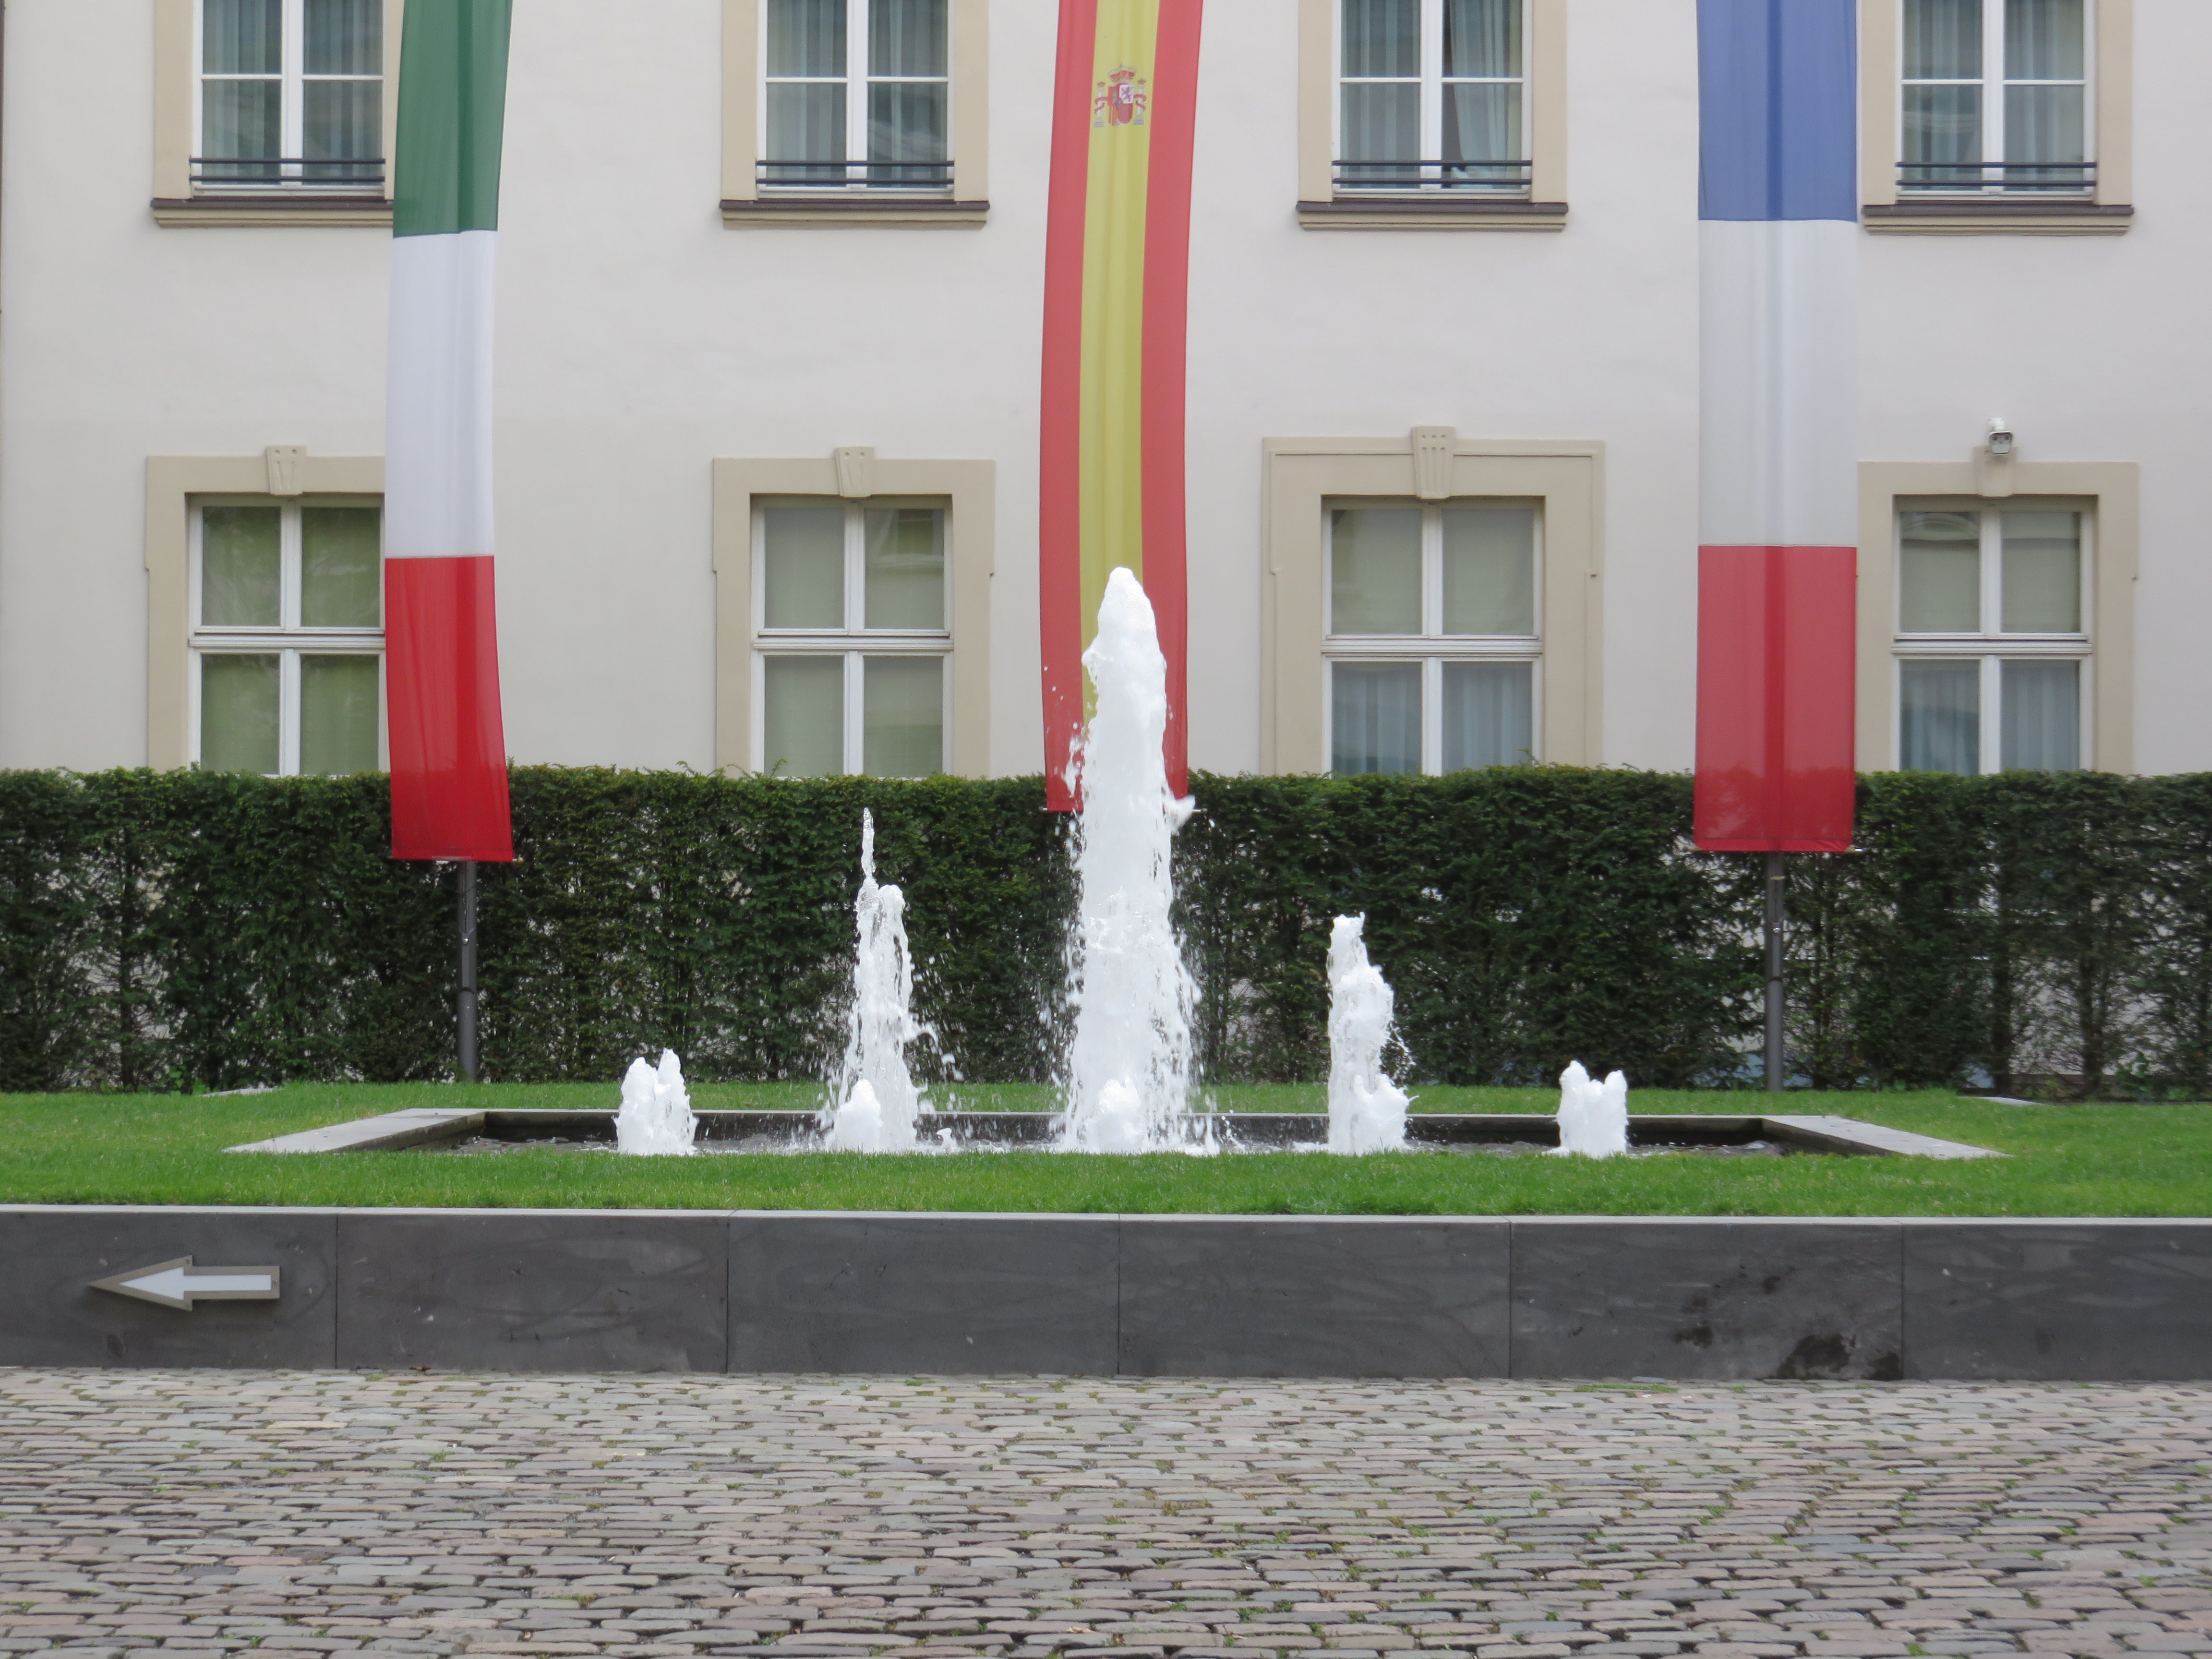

[1055,567,1210,1155]
[1552,1060,1629,1158]
[819,810,928,1153]
[614,1049,697,1155]
[1326,914,1409,1154]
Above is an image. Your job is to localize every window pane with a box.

[304,0,380,74]
[863,507,945,629]
[1443,0,1520,77]
[1901,85,1982,183]
[863,656,944,778]
[767,0,845,76]
[304,80,382,181]
[1899,511,1980,632]
[1340,84,1419,178]
[1900,660,1981,774]
[765,84,847,180]
[2006,0,2084,79]
[205,0,280,73]
[1441,508,1535,634]
[1443,84,1523,180]
[1342,0,1419,78]
[301,507,382,627]
[764,656,844,777]
[1332,662,1422,776]
[203,80,280,174]
[762,506,846,628]
[201,655,280,774]
[868,83,948,173]
[1331,508,1422,635]
[2000,511,2080,633]
[2005,84,2085,178]
[300,655,380,775]
[1441,661,1533,770]
[871,0,947,76]
[1903,0,1981,79]
[2001,660,2080,771]
[202,506,281,625]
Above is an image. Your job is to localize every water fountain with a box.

[1326,915,1409,1154]
[820,810,928,1153]
[1054,567,1212,1155]
[614,1048,697,1155]
[1552,1060,1629,1158]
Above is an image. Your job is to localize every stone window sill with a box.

[1297,196,1568,231]
[721,196,988,228]
[152,194,392,227]
[1862,199,2133,236]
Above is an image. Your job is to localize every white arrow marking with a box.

[90,1256,281,1310]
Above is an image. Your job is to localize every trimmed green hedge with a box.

[1,767,2206,1098]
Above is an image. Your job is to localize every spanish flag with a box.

[1039,0,1204,809]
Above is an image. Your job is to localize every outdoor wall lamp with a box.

[1988,417,2017,457]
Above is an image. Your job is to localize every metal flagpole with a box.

[1763,851,1786,1091]
[457,859,479,1082]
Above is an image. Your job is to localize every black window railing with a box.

[757,158,954,191]
[1334,157,1532,192]
[192,156,385,190]
[1899,159,2095,195]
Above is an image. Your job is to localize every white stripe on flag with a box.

[385,229,497,561]
[1698,217,1858,549]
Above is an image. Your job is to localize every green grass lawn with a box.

[0,1081,2206,1216]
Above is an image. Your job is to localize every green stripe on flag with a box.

[394,0,512,238]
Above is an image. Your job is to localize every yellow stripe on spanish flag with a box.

[1041,0,1202,809]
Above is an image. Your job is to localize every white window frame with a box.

[749,496,953,776]
[758,0,954,195]
[1898,0,2095,197]
[188,494,386,775]
[193,0,386,194]
[1322,498,1543,775]
[1333,0,1531,196]
[1892,498,2094,773]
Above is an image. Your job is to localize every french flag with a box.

[1693,0,1858,854]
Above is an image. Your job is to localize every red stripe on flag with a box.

[1141,0,1202,801]
[385,554,513,863]
[1694,545,1857,853]
[1038,0,1100,813]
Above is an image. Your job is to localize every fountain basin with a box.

[228,1109,1999,1159]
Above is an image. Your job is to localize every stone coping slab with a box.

[0,1205,2199,1381]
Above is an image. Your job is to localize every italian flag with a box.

[1039,0,1204,809]
[384,0,514,862]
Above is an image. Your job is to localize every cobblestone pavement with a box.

[3,1374,2209,1659]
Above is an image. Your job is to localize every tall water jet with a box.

[1326,914,1408,1154]
[1552,1060,1629,1158]
[822,810,926,1153]
[615,1049,697,1155]
[1058,567,1203,1153]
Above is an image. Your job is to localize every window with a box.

[192,498,384,774]
[1336,0,1528,196]
[197,0,384,192]
[761,0,950,193]
[753,498,950,776]
[1324,502,1540,775]
[1895,504,2090,774]
[1901,0,2091,196]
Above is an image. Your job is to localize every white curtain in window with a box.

[203,655,281,775]
[2001,660,2080,771]
[1330,508,1422,635]
[868,0,947,173]
[301,656,380,775]
[1441,661,1532,770]
[1341,0,1419,173]
[767,0,846,171]
[1899,510,1981,632]
[1442,0,1521,179]
[303,0,383,180]
[204,0,282,171]
[1901,0,1982,180]
[1999,511,2080,633]
[764,656,844,777]
[1332,662,1422,775]
[1900,660,1980,773]
[863,656,943,777]
[2006,0,2084,78]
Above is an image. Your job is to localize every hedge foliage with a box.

[2,767,2208,1098]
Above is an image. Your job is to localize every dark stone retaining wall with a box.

[1,1207,2206,1381]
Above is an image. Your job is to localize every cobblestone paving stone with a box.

[2,1375,2208,1659]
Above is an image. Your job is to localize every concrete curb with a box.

[1,1206,2204,1380]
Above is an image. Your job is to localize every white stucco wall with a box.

[2,0,2205,776]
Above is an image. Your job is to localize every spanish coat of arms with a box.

[1094,66,1148,127]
